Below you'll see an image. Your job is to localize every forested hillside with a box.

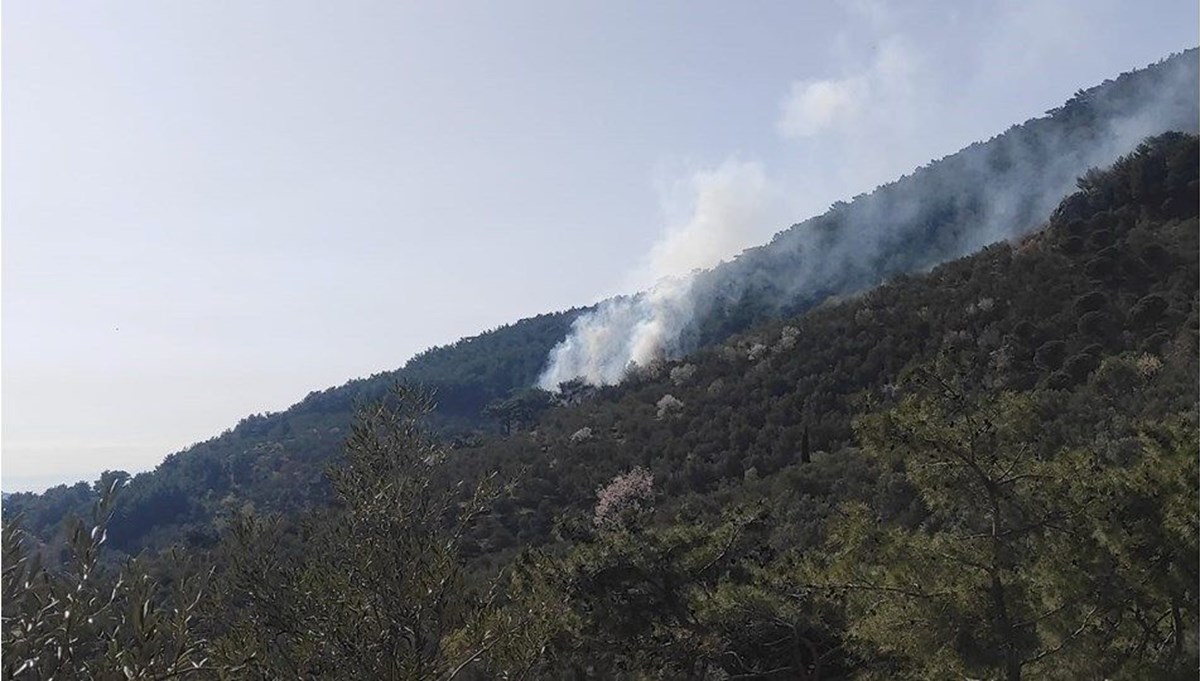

[695,47,1197,347]
[456,130,1198,554]
[688,50,1197,344]
[540,48,1198,385]
[5,50,1197,559]
[5,131,1196,679]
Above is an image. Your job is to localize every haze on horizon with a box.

[4,0,1197,493]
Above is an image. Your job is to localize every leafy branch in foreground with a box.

[2,478,221,679]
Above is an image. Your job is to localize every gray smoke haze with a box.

[538,50,1199,391]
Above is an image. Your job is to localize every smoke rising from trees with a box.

[539,50,1199,391]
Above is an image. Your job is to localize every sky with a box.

[3,0,1197,492]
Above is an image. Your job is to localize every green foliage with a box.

[1,480,223,679]
[492,507,851,679]
[1050,418,1199,678]
[483,389,553,435]
[809,371,1197,679]
[207,386,511,679]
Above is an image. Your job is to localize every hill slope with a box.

[453,131,1198,557]
[6,51,1197,555]
[541,49,1198,386]
[6,127,1195,681]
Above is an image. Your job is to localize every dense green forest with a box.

[5,124,1197,677]
[5,51,1196,561]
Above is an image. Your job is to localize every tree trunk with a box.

[986,482,1022,681]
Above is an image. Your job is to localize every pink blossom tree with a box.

[593,467,654,529]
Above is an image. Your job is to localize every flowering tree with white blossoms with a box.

[593,467,654,529]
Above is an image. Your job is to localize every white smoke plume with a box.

[777,36,915,140]
[645,161,783,281]
[538,161,783,389]
[537,276,695,389]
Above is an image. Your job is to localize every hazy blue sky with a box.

[4,1,1197,492]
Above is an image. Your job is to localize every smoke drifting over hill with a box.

[538,50,1199,391]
